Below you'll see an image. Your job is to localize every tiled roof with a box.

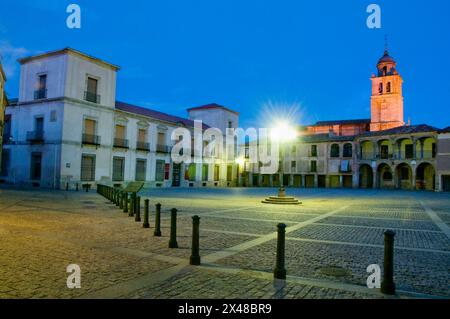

[116,101,209,129]
[440,126,450,133]
[313,119,371,126]
[187,103,239,115]
[358,124,439,138]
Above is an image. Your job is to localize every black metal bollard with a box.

[123,192,128,213]
[66,183,69,191]
[76,183,79,192]
[116,190,121,207]
[135,196,141,222]
[190,215,201,265]
[168,208,178,248]
[154,203,162,236]
[381,230,396,295]
[274,223,287,280]
[129,193,135,217]
[143,199,150,228]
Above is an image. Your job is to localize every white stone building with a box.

[0,48,240,189]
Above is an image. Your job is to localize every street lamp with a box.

[261,121,301,204]
[270,121,297,194]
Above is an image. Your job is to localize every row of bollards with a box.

[98,185,398,295]
[65,182,80,191]
[97,184,199,264]
[272,223,396,295]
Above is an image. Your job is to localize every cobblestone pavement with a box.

[0,186,449,299]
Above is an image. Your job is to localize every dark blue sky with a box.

[1,0,449,128]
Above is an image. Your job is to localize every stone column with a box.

[352,172,359,189]
[339,175,344,188]
[373,140,379,159]
[314,174,318,188]
[301,175,306,188]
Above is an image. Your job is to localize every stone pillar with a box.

[373,169,378,189]
[258,174,263,187]
[339,175,344,188]
[352,172,359,189]
[419,140,425,159]
[325,175,330,188]
[301,175,306,188]
[436,174,442,192]
[373,140,379,159]
[412,137,417,160]
[314,174,318,188]
[269,174,273,187]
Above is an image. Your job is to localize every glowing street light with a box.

[270,121,298,142]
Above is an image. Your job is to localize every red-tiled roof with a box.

[187,103,239,115]
[359,124,439,137]
[313,119,371,126]
[115,101,209,129]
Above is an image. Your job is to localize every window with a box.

[378,82,383,94]
[135,159,147,181]
[112,157,125,181]
[401,167,409,180]
[35,117,44,133]
[310,160,317,173]
[50,110,57,122]
[1,149,10,177]
[291,161,296,171]
[114,125,127,148]
[34,74,47,99]
[380,145,389,159]
[81,154,96,181]
[83,118,99,145]
[3,114,11,141]
[386,82,391,93]
[138,129,146,142]
[30,152,42,180]
[405,144,414,159]
[340,160,350,172]
[311,145,317,157]
[214,165,220,181]
[228,121,233,128]
[330,144,340,158]
[202,164,208,181]
[343,143,352,158]
[85,77,99,103]
[187,163,196,182]
[226,165,233,181]
[155,160,165,182]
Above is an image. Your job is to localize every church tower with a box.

[370,50,404,131]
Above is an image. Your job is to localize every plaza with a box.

[0,186,448,299]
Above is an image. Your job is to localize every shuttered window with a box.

[112,157,125,181]
[84,119,96,135]
[115,125,125,139]
[81,154,96,181]
[138,129,146,142]
[135,159,147,181]
[87,77,98,94]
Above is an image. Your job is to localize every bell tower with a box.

[370,49,404,131]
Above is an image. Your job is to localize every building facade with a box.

[1,47,449,191]
[0,60,7,172]
[0,48,241,189]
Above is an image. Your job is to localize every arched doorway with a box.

[395,163,413,190]
[359,164,373,188]
[377,163,394,189]
[416,163,435,191]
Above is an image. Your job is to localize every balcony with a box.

[84,91,101,104]
[113,138,129,149]
[156,144,171,153]
[34,89,47,100]
[82,133,101,146]
[136,141,150,152]
[26,131,44,143]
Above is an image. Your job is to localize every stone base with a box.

[262,196,302,205]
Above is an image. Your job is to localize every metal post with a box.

[119,191,123,209]
[129,193,135,217]
[135,196,141,222]
[169,208,178,248]
[154,203,162,236]
[76,183,78,192]
[381,230,396,295]
[190,215,201,265]
[66,182,69,191]
[116,190,120,207]
[143,199,150,228]
[274,223,287,280]
[123,193,128,213]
